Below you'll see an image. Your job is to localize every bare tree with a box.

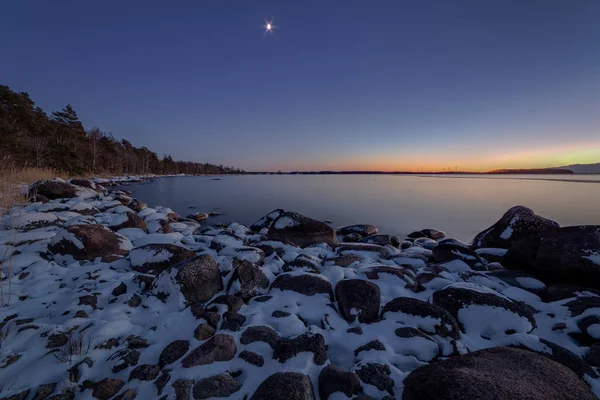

[27,135,48,168]
[88,127,104,172]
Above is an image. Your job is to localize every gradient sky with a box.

[1,0,599,172]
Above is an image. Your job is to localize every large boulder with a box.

[192,374,241,399]
[267,212,336,247]
[402,346,596,400]
[270,273,333,299]
[318,365,361,399]
[471,206,560,249]
[502,226,600,288]
[274,333,327,365]
[158,255,223,304]
[251,209,284,231]
[48,224,132,261]
[249,372,315,400]
[181,334,236,368]
[226,260,269,301]
[130,243,196,274]
[335,279,381,323]
[29,179,96,200]
[432,283,536,336]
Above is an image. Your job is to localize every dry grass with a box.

[53,331,93,364]
[0,157,61,210]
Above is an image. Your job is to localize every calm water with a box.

[122,175,600,242]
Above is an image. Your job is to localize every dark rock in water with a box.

[487,269,546,296]
[159,340,190,367]
[90,378,125,399]
[130,243,196,275]
[335,279,381,323]
[433,239,485,269]
[267,211,336,247]
[359,234,401,247]
[48,224,130,262]
[337,224,378,237]
[354,339,385,356]
[318,365,361,399]
[355,363,394,395]
[342,233,362,242]
[226,260,269,300]
[432,283,536,334]
[402,346,596,400]
[192,374,241,399]
[381,297,461,339]
[29,180,78,200]
[249,372,315,400]
[471,206,560,250]
[128,364,160,381]
[407,229,445,240]
[172,255,223,303]
[274,333,327,365]
[251,209,285,231]
[182,334,236,368]
[240,325,280,349]
[546,285,600,301]
[502,225,600,289]
[239,350,265,367]
[270,273,333,300]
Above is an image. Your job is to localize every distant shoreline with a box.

[245,169,585,175]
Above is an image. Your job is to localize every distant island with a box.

[556,163,600,174]
[248,168,576,175]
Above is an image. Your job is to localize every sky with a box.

[1,0,599,172]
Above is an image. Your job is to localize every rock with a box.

[192,374,241,399]
[191,213,209,222]
[433,239,484,269]
[33,383,56,400]
[92,378,125,400]
[194,323,216,340]
[46,394,74,400]
[210,232,246,251]
[381,297,461,339]
[209,295,243,313]
[354,339,385,356]
[337,224,378,237]
[267,211,336,247]
[318,365,361,399]
[173,379,194,400]
[226,260,269,301]
[270,273,333,299]
[48,224,131,262]
[335,243,392,259]
[364,266,417,288]
[272,310,291,318]
[335,279,381,323]
[1,390,30,400]
[159,340,190,367]
[414,237,438,249]
[46,333,68,348]
[169,255,223,303]
[407,229,445,240]
[274,333,327,365]
[359,234,400,247]
[218,246,265,264]
[487,269,546,296]
[586,343,600,366]
[251,209,284,231]
[343,233,362,242]
[240,326,280,349]
[332,254,361,267]
[109,349,140,373]
[475,247,507,263]
[249,372,315,400]
[502,225,600,289]
[283,258,321,274]
[79,294,97,308]
[70,179,98,191]
[190,304,221,327]
[96,338,119,350]
[112,282,127,297]
[29,180,78,200]
[155,373,170,396]
[402,346,596,400]
[471,206,560,249]
[393,327,440,361]
[130,243,196,274]
[127,335,148,349]
[355,363,394,395]
[107,212,147,231]
[127,294,141,307]
[182,334,236,368]
[221,311,246,331]
[128,364,160,381]
[432,283,536,336]
[239,350,264,367]
[113,389,136,400]
[546,285,600,301]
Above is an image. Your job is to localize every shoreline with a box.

[0,178,599,399]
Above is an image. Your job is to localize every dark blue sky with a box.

[2,0,599,171]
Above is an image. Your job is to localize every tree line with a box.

[0,84,244,175]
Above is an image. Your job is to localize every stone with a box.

[70,179,98,191]
[173,379,194,400]
[194,323,216,340]
[359,234,400,247]
[190,304,221,327]
[381,297,460,339]
[267,211,336,247]
[168,255,223,303]
[502,225,600,289]
[249,372,315,400]
[407,229,445,240]
[159,340,190,367]
[155,373,171,396]
[318,365,361,399]
[29,180,78,200]
[46,333,68,348]
[240,325,280,349]
[112,282,127,297]
[128,364,160,381]
[270,273,333,299]
[402,346,596,400]
[433,239,484,269]
[342,233,362,242]
[546,285,600,301]
[471,206,560,249]
[221,311,246,331]
[48,224,131,262]
[355,363,394,395]
[274,333,327,365]
[92,378,125,400]
[108,212,147,232]
[109,349,140,373]
[192,374,241,399]
[331,254,361,267]
[354,339,385,356]
[182,334,236,368]
[335,279,381,323]
[586,343,600,366]
[432,283,536,335]
[113,389,136,400]
[239,350,264,367]
[251,209,284,231]
[393,327,440,361]
[487,269,546,296]
[272,310,291,318]
[1,390,30,400]
[226,260,269,300]
[208,295,243,313]
[337,224,378,237]
[33,383,57,400]
[130,243,196,274]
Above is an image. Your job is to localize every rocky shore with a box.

[1,178,600,399]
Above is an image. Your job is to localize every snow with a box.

[273,216,299,229]
[584,250,600,265]
[515,276,546,290]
